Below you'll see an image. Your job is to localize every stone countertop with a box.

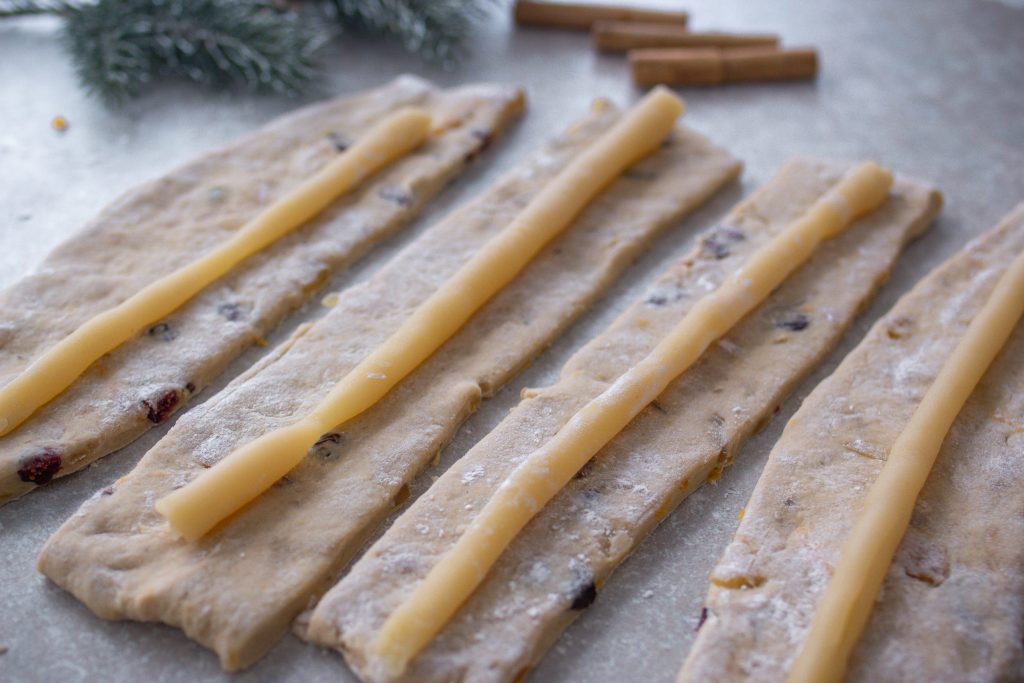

[1,1,1022,681]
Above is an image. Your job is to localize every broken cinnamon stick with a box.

[631,46,819,86]
[514,0,688,30]
[594,21,779,52]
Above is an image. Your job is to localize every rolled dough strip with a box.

[304,159,941,683]
[370,162,893,677]
[790,232,1024,682]
[679,205,1024,683]
[39,103,740,670]
[0,75,525,504]
[155,87,686,541]
[0,108,432,437]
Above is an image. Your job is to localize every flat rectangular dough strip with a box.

[0,75,525,504]
[304,159,941,683]
[38,104,741,670]
[679,205,1024,683]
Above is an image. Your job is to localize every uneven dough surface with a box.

[38,106,740,670]
[305,159,940,683]
[680,205,1024,683]
[0,75,525,503]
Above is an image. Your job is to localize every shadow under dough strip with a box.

[368,162,894,677]
[155,87,687,541]
[680,204,1024,683]
[304,159,940,683]
[39,98,740,670]
[0,75,526,504]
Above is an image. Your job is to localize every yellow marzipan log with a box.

[0,108,433,437]
[370,161,895,677]
[154,87,688,541]
[787,244,1024,683]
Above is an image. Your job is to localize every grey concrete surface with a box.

[1,1,1022,681]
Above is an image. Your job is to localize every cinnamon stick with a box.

[593,21,779,52]
[514,0,688,30]
[630,46,819,86]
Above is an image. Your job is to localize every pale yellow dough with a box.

[788,243,1024,683]
[371,162,893,675]
[0,109,431,437]
[156,87,687,541]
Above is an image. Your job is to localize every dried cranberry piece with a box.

[471,128,494,150]
[464,128,495,163]
[777,312,810,331]
[569,580,597,610]
[147,322,177,341]
[143,389,180,423]
[326,132,349,152]
[700,226,746,259]
[17,448,62,485]
[217,302,247,322]
[887,315,914,340]
[378,186,413,207]
[696,606,709,631]
[573,460,594,481]
[311,432,344,459]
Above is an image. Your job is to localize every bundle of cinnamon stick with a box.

[514,0,819,87]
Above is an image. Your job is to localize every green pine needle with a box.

[0,0,496,103]
[61,0,325,103]
[322,0,494,64]
[0,0,82,16]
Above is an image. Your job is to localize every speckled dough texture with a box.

[38,105,741,670]
[0,75,525,504]
[679,205,1024,683]
[305,159,941,683]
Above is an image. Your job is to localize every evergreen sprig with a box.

[0,0,80,17]
[321,0,492,64]
[66,0,324,102]
[0,0,323,102]
[0,0,494,103]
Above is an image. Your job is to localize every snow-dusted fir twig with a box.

[320,0,493,63]
[0,0,494,103]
